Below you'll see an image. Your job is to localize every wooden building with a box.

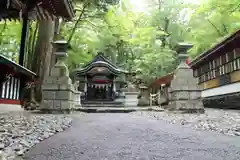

[0,0,74,108]
[0,55,37,106]
[189,29,240,109]
[148,73,173,106]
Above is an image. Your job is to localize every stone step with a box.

[81,100,123,105]
[77,104,124,108]
[124,92,139,95]
[75,106,164,113]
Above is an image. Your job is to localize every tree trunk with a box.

[31,20,55,102]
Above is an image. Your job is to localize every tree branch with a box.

[222,23,228,34]
[83,19,98,28]
[230,3,240,13]
[207,19,224,36]
[68,2,89,44]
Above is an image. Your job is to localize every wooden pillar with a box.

[19,0,36,66]
[19,16,29,66]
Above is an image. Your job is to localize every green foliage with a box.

[1,0,240,85]
[63,0,178,83]
[184,0,240,58]
[0,21,21,61]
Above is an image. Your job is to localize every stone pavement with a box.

[24,113,240,160]
[0,105,23,114]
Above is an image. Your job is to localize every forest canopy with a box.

[0,0,240,83]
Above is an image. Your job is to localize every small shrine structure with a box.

[72,53,128,105]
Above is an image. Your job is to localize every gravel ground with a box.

[0,111,72,160]
[133,108,240,136]
[24,113,240,160]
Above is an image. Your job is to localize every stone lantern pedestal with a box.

[168,43,204,113]
[40,40,77,113]
[137,86,149,106]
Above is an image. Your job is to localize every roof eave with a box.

[63,0,75,20]
[189,29,240,67]
[0,55,37,77]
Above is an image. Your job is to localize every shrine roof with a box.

[148,73,173,88]
[189,29,240,68]
[0,54,37,77]
[0,0,75,21]
[75,53,128,75]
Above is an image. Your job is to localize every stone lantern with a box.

[52,40,69,75]
[167,42,204,113]
[175,42,193,64]
[52,40,68,54]
[41,39,77,113]
[51,40,69,77]
[137,85,149,106]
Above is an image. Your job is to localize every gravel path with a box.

[0,111,72,159]
[24,113,240,160]
[133,108,240,136]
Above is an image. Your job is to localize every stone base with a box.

[40,99,75,114]
[40,108,74,114]
[166,99,204,114]
[166,108,205,114]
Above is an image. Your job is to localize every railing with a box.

[149,92,160,107]
[1,75,21,100]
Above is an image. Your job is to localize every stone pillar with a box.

[167,43,204,113]
[137,86,149,106]
[40,40,76,113]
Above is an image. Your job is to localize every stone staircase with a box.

[75,86,140,112]
[78,100,125,108]
[75,91,164,113]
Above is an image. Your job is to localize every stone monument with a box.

[137,85,149,106]
[40,40,77,113]
[167,43,204,113]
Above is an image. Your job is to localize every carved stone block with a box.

[43,77,58,84]
[170,91,189,100]
[53,100,61,109]
[55,91,71,100]
[59,84,74,91]
[58,76,72,84]
[137,97,149,106]
[41,100,53,110]
[189,91,201,100]
[42,84,58,90]
[50,67,61,77]
[42,91,56,100]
